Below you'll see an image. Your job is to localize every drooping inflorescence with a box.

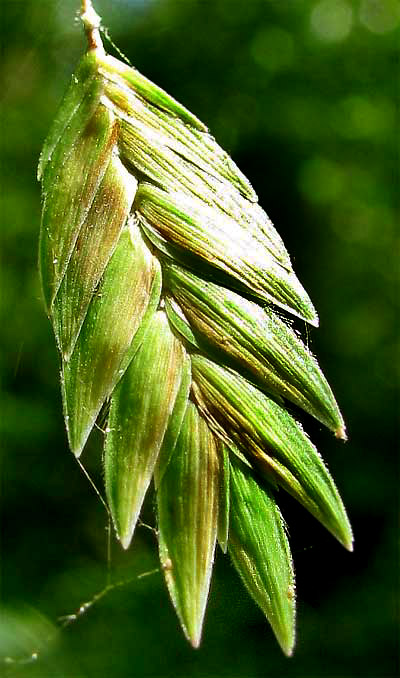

[38,1,352,654]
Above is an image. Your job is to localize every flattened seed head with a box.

[38,2,351,654]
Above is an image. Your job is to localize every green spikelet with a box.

[38,0,352,653]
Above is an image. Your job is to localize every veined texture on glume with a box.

[38,25,351,654]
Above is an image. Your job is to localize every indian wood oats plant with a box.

[38,0,352,655]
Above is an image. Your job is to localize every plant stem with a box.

[81,0,104,53]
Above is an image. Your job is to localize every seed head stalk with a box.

[81,0,104,53]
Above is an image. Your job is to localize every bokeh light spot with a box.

[311,0,353,42]
[359,0,400,34]
[331,95,395,139]
[299,156,345,203]
[250,27,295,73]
[331,201,395,246]
[339,302,389,357]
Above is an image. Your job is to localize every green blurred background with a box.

[1,0,398,676]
